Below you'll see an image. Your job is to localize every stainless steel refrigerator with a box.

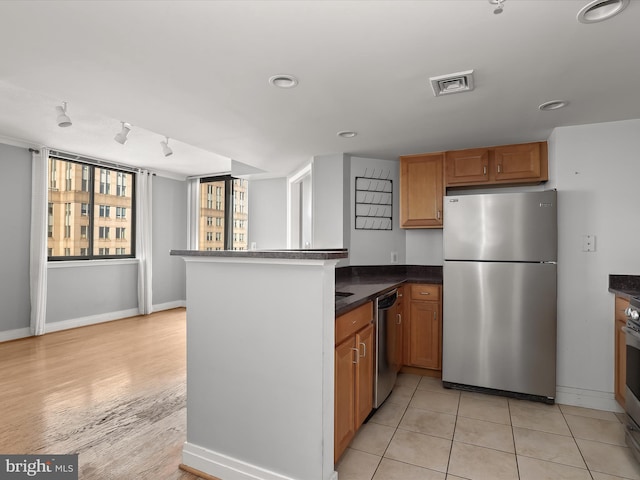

[442,190,557,402]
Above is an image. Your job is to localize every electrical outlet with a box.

[391,251,398,263]
[582,235,596,252]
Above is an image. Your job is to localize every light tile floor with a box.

[336,374,640,480]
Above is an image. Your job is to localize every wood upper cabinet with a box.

[403,284,442,371]
[615,296,629,408]
[334,302,374,462]
[399,153,444,229]
[445,148,490,185]
[445,141,548,187]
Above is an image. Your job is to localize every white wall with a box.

[550,119,640,406]
[248,177,287,249]
[349,156,406,265]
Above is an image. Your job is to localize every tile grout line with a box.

[557,405,596,480]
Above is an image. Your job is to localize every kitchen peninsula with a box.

[171,249,347,480]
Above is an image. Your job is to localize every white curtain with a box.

[136,170,153,315]
[187,177,200,250]
[30,147,49,336]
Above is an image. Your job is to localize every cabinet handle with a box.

[351,347,359,364]
[359,342,366,358]
[396,313,402,325]
[483,165,487,175]
[420,292,431,296]
[433,311,437,320]
[436,210,441,220]
[497,164,502,173]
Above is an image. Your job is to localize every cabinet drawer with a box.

[616,296,630,322]
[336,302,373,345]
[410,284,441,301]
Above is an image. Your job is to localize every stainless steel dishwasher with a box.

[374,288,399,408]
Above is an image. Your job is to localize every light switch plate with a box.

[582,234,596,252]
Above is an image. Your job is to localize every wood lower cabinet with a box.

[399,153,444,228]
[615,295,629,408]
[388,286,404,373]
[404,284,442,371]
[334,303,374,462]
[445,141,548,187]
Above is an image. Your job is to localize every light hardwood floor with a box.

[0,308,201,479]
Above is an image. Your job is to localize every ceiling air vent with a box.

[430,70,475,97]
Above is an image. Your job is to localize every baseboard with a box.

[555,385,624,413]
[182,442,337,480]
[0,327,31,343]
[153,300,186,311]
[45,308,141,333]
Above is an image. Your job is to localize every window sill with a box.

[48,258,138,269]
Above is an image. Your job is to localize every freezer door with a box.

[442,261,557,399]
[443,190,557,262]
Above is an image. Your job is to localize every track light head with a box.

[56,102,72,127]
[160,136,173,157]
[114,122,131,144]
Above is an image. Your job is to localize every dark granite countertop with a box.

[170,248,348,260]
[609,274,640,300]
[335,265,443,316]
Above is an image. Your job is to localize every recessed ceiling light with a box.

[538,100,569,111]
[268,74,298,88]
[577,0,629,23]
[337,131,357,138]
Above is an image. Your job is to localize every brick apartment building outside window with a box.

[198,176,248,251]
[47,155,135,260]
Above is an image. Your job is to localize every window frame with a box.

[47,154,136,261]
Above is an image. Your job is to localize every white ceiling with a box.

[0,0,638,178]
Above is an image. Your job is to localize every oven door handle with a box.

[623,326,640,343]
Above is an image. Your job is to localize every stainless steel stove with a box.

[622,296,640,462]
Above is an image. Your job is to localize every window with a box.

[99,169,111,194]
[206,232,213,242]
[199,176,248,251]
[116,172,127,196]
[47,155,135,260]
[99,205,110,217]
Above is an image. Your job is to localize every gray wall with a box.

[0,143,31,333]
[248,177,287,249]
[0,142,189,336]
[152,175,187,306]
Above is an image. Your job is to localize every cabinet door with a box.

[445,148,490,186]
[616,318,627,408]
[615,296,629,408]
[355,324,374,426]
[388,288,404,373]
[400,154,443,228]
[335,338,357,461]
[493,142,544,182]
[408,301,441,370]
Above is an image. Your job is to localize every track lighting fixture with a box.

[56,102,72,127]
[160,136,173,157]
[489,0,506,14]
[114,122,131,145]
